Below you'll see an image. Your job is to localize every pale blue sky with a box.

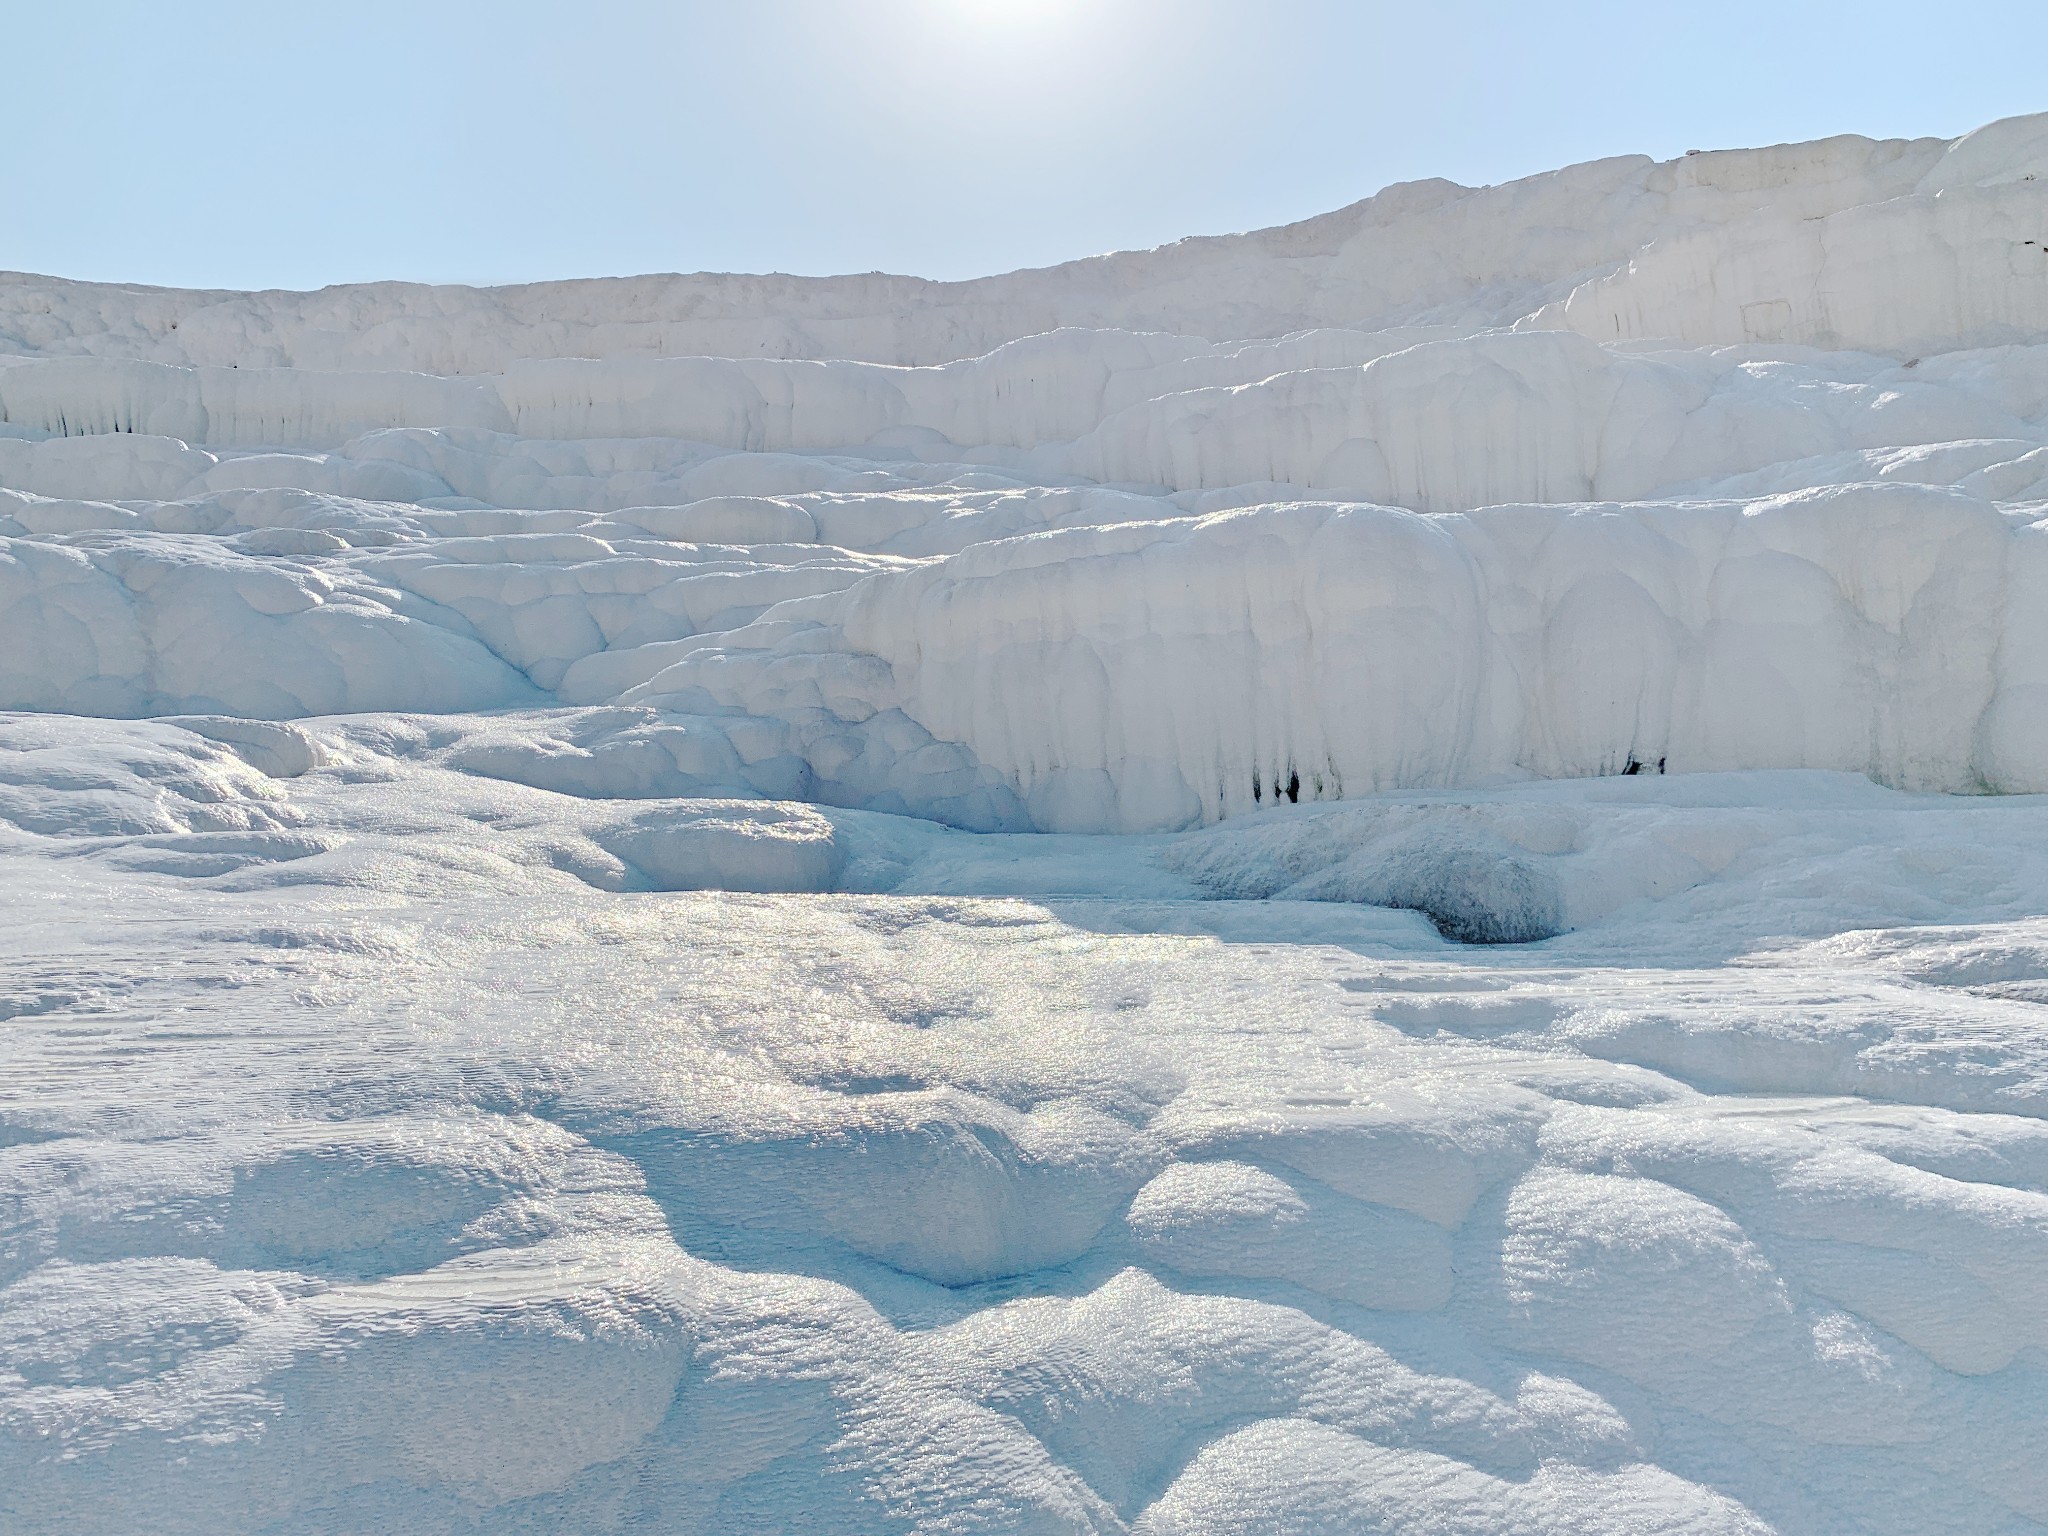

[7,1,2043,290]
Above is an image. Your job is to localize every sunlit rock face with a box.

[4,116,2048,1536]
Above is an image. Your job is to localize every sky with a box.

[6,0,2045,292]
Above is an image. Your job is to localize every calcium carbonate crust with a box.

[7,112,2048,1536]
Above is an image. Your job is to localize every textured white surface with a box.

[6,121,2048,825]
[5,115,2048,1535]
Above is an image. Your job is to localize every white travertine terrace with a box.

[5,115,2048,1536]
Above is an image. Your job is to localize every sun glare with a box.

[952,0,1081,27]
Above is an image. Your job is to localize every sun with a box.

[950,0,1082,27]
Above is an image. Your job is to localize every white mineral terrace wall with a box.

[4,112,2046,831]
